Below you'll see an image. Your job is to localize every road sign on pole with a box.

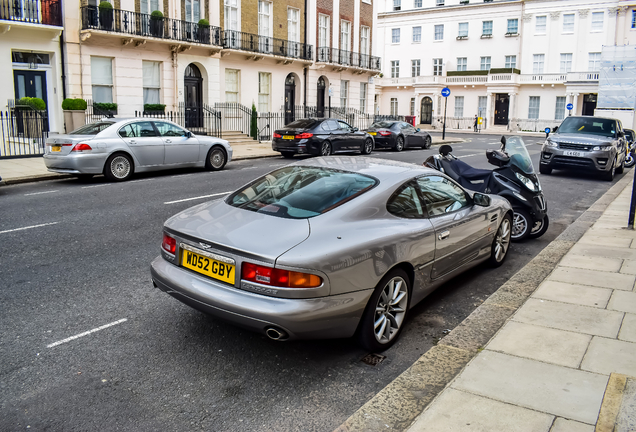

[441,88,450,140]
[566,103,573,116]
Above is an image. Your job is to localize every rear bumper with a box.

[272,139,320,155]
[150,256,372,340]
[43,153,107,174]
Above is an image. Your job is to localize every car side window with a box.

[154,122,187,137]
[338,121,351,131]
[326,120,339,131]
[416,175,469,217]
[118,124,134,138]
[119,122,156,138]
[386,182,425,218]
[320,122,331,132]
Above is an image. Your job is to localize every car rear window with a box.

[70,121,115,135]
[558,117,617,137]
[227,166,378,219]
[370,121,395,128]
[285,119,318,129]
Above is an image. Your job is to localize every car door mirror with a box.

[352,127,359,132]
[186,131,193,138]
[416,128,421,132]
[473,193,491,207]
[552,126,558,133]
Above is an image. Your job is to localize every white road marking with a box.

[47,318,128,348]
[164,191,231,205]
[0,222,59,235]
[129,179,153,183]
[24,190,59,196]
[81,184,111,189]
[457,153,480,159]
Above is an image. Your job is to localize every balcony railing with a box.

[0,0,62,26]
[316,46,381,71]
[81,6,222,46]
[222,30,312,61]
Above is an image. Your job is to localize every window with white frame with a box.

[533,54,545,74]
[340,80,348,108]
[412,59,420,77]
[478,96,487,118]
[360,26,370,55]
[434,24,444,41]
[410,98,415,116]
[142,61,160,104]
[554,96,566,120]
[225,69,239,103]
[185,0,200,23]
[456,57,467,71]
[414,0,422,8]
[563,14,575,33]
[341,20,351,51]
[507,19,518,34]
[224,0,238,31]
[319,14,329,47]
[391,60,400,78]
[140,0,159,15]
[258,72,270,113]
[390,98,398,116]
[413,26,421,43]
[392,28,400,44]
[535,15,546,33]
[433,58,443,75]
[591,12,604,31]
[528,96,540,119]
[91,56,113,103]
[505,55,516,69]
[588,53,601,71]
[482,20,492,36]
[288,8,300,42]
[258,1,272,37]
[454,96,464,117]
[480,56,491,71]
[560,53,573,73]
[360,83,367,112]
[458,22,468,37]
[393,0,400,11]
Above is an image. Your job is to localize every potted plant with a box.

[143,103,166,113]
[197,18,210,44]
[93,102,118,117]
[150,10,164,38]
[61,98,87,133]
[98,1,114,31]
[250,102,258,140]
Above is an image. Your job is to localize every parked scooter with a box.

[624,129,635,168]
[424,136,549,241]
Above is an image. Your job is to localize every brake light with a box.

[378,130,392,136]
[273,133,282,138]
[242,262,322,288]
[295,132,313,139]
[71,143,92,152]
[162,233,176,254]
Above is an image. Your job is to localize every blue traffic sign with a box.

[545,127,551,134]
[441,87,451,97]
[566,103,573,110]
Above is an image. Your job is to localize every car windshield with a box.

[70,121,115,135]
[285,119,318,129]
[370,121,395,128]
[557,117,617,137]
[503,136,534,174]
[227,166,378,219]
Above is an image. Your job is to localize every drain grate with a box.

[360,353,386,366]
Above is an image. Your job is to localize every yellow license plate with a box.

[368,132,377,136]
[283,135,295,140]
[182,250,235,284]
[51,145,61,152]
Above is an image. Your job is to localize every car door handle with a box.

[129,139,136,144]
[438,231,450,240]
[165,139,172,143]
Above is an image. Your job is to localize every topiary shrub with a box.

[93,102,118,113]
[144,103,166,112]
[17,97,46,110]
[250,103,258,140]
[98,1,113,9]
[62,98,87,110]
[150,10,163,19]
[198,18,209,26]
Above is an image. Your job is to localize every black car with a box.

[272,118,374,158]
[365,121,432,151]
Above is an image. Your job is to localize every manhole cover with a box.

[361,353,386,366]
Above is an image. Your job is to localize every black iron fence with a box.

[213,103,252,135]
[0,0,62,26]
[81,6,222,46]
[316,47,381,71]
[0,110,49,158]
[223,30,312,60]
[135,103,221,137]
[85,100,115,124]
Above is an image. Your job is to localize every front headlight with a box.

[545,138,557,147]
[592,145,613,151]
[515,172,538,192]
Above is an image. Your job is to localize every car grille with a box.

[552,155,595,168]
[558,143,593,151]
[534,195,546,211]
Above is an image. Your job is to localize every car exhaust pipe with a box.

[265,327,288,341]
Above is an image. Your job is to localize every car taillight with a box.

[71,143,92,152]
[242,262,322,288]
[273,133,282,138]
[378,130,392,136]
[295,132,313,139]
[162,233,176,254]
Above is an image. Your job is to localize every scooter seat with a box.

[448,159,493,180]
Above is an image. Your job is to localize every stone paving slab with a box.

[607,291,636,314]
[569,244,636,261]
[620,260,636,275]
[578,235,633,248]
[618,313,636,343]
[558,254,623,272]
[533,280,612,308]
[549,267,636,291]
[581,337,636,377]
[550,418,595,432]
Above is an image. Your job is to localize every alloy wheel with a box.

[395,137,404,152]
[209,148,225,169]
[364,139,373,154]
[373,276,408,344]
[512,212,528,238]
[321,142,332,156]
[110,155,131,179]
[424,136,432,149]
[494,218,511,262]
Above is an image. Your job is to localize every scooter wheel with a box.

[529,214,549,239]
[625,154,635,168]
[511,209,532,242]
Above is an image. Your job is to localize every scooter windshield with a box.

[503,136,534,174]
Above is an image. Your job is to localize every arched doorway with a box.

[420,97,433,125]
[285,74,296,125]
[316,76,326,117]
[184,64,203,128]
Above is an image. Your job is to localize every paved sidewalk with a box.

[407,181,636,431]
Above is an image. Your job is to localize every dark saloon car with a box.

[272,119,374,158]
[366,121,432,151]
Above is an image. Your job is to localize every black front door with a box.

[285,74,295,125]
[420,97,432,124]
[582,94,597,116]
[14,70,49,130]
[317,77,326,118]
[184,64,203,129]
[494,94,509,125]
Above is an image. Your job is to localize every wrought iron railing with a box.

[510,118,561,133]
[316,47,381,71]
[0,0,62,26]
[223,30,313,60]
[0,109,49,158]
[81,6,222,46]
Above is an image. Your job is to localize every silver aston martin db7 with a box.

[151,157,513,351]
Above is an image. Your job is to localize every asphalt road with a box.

[0,133,629,431]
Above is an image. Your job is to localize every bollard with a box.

[628,165,636,229]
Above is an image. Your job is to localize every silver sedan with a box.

[150,157,512,351]
[44,119,233,181]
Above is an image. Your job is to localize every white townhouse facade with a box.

[374,0,636,131]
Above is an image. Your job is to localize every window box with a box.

[505,32,518,37]
[456,35,468,40]
[490,68,521,74]
[447,70,488,76]
[480,34,492,39]
[460,0,469,4]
